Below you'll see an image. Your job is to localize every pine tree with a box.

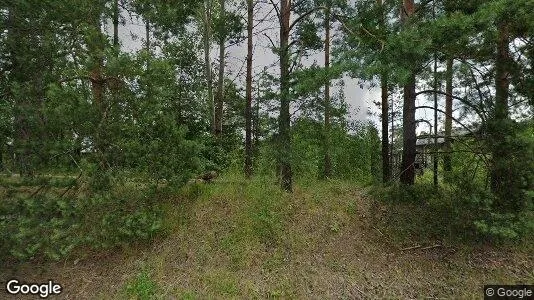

[244,0,254,178]
[399,0,417,185]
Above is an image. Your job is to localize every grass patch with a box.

[204,270,239,296]
[369,183,480,245]
[178,290,197,300]
[3,173,532,299]
[125,269,159,300]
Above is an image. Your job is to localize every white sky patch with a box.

[104,3,380,130]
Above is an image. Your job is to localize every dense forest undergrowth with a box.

[1,0,533,298]
[1,174,532,299]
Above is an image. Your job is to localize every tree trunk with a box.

[490,22,512,207]
[493,23,510,121]
[214,0,225,137]
[86,4,107,169]
[390,96,395,172]
[378,0,389,183]
[400,0,416,185]
[253,76,260,150]
[323,7,332,179]
[145,20,152,101]
[400,73,416,185]
[146,20,150,51]
[443,57,453,174]
[113,0,119,48]
[432,0,438,188]
[244,0,254,178]
[279,0,292,191]
[381,73,389,183]
[203,1,214,134]
[432,53,438,187]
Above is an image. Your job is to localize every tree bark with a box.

[203,1,214,134]
[490,22,511,205]
[378,0,389,183]
[214,0,225,137]
[244,0,254,178]
[493,23,510,121]
[146,20,150,51]
[145,20,152,101]
[323,7,332,179]
[381,73,390,183]
[113,0,119,48]
[390,95,395,171]
[433,53,438,187]
[399,0,416,185]
[432,0,438,188]
[253,74,261,149]
[86,4,108,169]
[443,57,453,174]
[400,73,416,185]
[87,7,105,110]
[279,0,292,191]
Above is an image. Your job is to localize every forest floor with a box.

[1,176,533,299]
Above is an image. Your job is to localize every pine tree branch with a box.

[415,89,486,122]
[288,6,326,33]
[263,33,277,50]
[267,0,281,22]
[415,0,435,13]
[58,76,92,83]
[332,14,384,51]
[413,106,490,168]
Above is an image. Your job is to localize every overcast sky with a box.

[105,3,383,130]
[105,2,533,139]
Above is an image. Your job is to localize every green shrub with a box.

[0,195,80,261]
[254,120,381,184]
[371,179,533,243]
[81,193,163,249]
[373,122,533,243]
[0,186,164,262]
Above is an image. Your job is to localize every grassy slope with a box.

[1,175,532,299]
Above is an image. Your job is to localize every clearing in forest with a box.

[1,177,532,299]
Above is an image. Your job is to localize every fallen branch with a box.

[372,225,384,237]
[421,244,442,250]
[400,244,422,251]
[400,244,442,251]
[354,285,368,298]
[30,184,46,198]
[60,172,83,198]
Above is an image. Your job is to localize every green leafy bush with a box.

[0,186,164,262]
[371,177,533,242]
[81,193,163,249]
[0,195,80,261]
[370,183,478,242]
[254,119,381,183]
[373,121,533,242]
